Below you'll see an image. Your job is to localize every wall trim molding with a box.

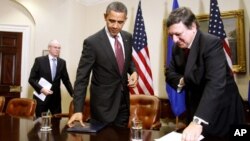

[11,0,36,24]
[76,0,112,6]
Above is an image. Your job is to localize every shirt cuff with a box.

[177,77,185,93]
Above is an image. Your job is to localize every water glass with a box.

[40,112,52,131]
[131,119,143,141]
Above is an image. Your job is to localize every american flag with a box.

[208,0,233,70]
[130,1,154,95]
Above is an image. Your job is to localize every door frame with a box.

[0,24,31,98]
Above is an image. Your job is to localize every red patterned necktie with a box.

[114,36,124,74]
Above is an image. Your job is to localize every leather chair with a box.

[6,98,37,118]
[128,94,161,130]
[68,97,90,122]
[0,96,5,113]
[53,97,90,122]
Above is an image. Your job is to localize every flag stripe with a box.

[134,47,152,78]
[223,38,231,57]
[132,50,154,95]
[130,1,154,95]
[223,40,233,68]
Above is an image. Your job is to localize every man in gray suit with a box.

[165,7,245,140]
[29,40,74,117]
[68,1,138,128]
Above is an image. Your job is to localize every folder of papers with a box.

[33,77,52,101]
[67,122,108,133]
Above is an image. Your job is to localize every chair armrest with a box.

[53,113,69,118]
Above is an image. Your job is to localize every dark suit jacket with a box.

[73,28,136,123]
[166,30,245,136]
[29,55,73,114]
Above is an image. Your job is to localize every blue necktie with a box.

[51,58,57,80]
[114,36,124,74]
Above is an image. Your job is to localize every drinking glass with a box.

[40,112,52,131]
[131,119,143,141]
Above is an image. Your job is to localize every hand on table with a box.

[181,122,203,141]
[67,112,85,127]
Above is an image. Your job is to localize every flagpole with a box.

[175,116,179,130]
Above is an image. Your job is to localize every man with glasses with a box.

[29,39,74,117]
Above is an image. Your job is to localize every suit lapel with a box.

[55,58,61,79]
[99,29,121,74]
[44,55,53,81]
[185,31,201,76]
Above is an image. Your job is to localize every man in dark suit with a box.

[67,1,138,128]
[29,40,74,117]
[165,7,245,140]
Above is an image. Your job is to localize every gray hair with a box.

[106,1,127,16]
[48,39,61,47]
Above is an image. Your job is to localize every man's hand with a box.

[40,88,53,96]
[128,72,138,87]
[67,112,85,127]
[181,122,203,141]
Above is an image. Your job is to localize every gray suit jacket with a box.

[73,28,136,123]
[166,30,245,136]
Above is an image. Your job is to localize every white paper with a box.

[155,131,204,141]
[33,77,52,101]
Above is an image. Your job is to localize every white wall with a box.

[1,0,249,113]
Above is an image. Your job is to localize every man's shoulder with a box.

[86,28,105,40]
[121,30,132,36]
[35,55,48,61]
[199,30,220,41]
[57,57,66,63]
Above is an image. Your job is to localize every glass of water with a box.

[131,119,143,141]
[40,112,52,131]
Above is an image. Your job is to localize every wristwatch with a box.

[192,117,204,126]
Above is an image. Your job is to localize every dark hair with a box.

[166,7,199,29]
[106,1,127,16]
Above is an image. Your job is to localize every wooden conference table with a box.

[0,114,229,141]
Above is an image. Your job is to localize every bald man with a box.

[29,40,74,117]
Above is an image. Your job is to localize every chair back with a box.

[6,98,36,118]
[69,97,90,122]
[0,96,5,113]
[129,94,161,130]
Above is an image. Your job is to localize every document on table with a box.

[67,122,108,133]
[155,131,204,141]
[33,77,52,101]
